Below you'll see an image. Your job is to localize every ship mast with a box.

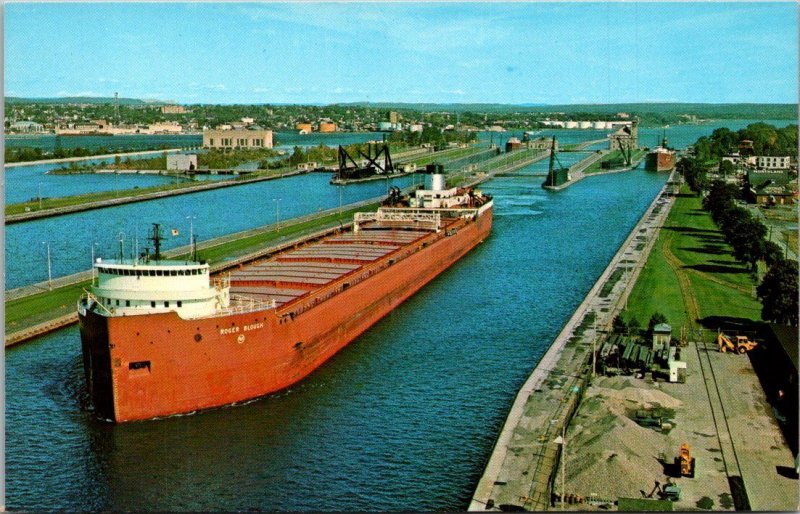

[150,223,163,261]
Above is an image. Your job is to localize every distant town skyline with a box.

[5,2,798,105]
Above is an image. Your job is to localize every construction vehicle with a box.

[676,443,695,478]
[645,480,682,501]
[717,332,758,354]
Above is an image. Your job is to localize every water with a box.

[5,169,668,511]
[5,173,417,290]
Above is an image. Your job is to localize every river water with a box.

[6,166,667,510]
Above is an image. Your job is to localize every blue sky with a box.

[5,2,798,104]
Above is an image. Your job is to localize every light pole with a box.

[186,215,196,261]
[118,232,125,262]
[91,242,98,285]
[273,198,281,230]
[555,427,567,510]
[42,241,52,290]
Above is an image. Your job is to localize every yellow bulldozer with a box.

[717,332,758,354]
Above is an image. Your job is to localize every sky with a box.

[4,2,798,105]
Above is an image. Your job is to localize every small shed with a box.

[652,323,672,352]
[667,347,687,383]
[167,154,197,172]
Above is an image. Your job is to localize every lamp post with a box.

[118,232,125,262]
[91,242,98,285]
[273,198,281,230]
[186,215,196,261]
[555,427,567,510]
[42,241,52,290]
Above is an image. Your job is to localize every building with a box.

[147,122,183,134]
[526,136,556,151]
[295,123,313,133]
[652,323,672,352]
[241,117,255,125]
[203,128,273,149]
[389,111,399,124]
[161,105,186,114]
[9,120,45,133]
[609,120,638,151]
[756,155,791,170]
[505,137,523,152]
[746,170,796,205]
[167,154,198,171]
[318,122,337,133]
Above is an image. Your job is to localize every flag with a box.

[171,228,179,236]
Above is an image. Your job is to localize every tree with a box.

[627,317,642,336]
[718,159,735,177]
[647,312,669,335]
[763,240,785,268]
[612,315,628,334]
[726,217,767,272]
[757,260,798,326]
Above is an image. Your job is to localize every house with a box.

[652,323,672,352]
[746,170,796,205]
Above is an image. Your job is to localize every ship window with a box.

[156,270,163,276]
[115,299,120,306]
[170,270,177,276]
[164,301,170,307]
[129,361,150,372]
[126,300,130,307]
[151,301,156,308]
[177,301,182,307]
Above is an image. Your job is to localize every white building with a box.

[756,156,791,170]
[203,129,273,149]
[167,154,198,171]
[10,120,45,133]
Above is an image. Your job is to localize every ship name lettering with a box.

[244,322,264,331]
[220,326,240,335]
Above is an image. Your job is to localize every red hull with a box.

[80,207,492,422]
[645,150,676,172]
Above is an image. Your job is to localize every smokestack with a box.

[431,174,445,191]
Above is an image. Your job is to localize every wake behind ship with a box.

[78,175,493,422]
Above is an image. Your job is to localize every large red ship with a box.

[645,136,677,172]
[78,175,493,422]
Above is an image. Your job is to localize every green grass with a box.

[624,189,762,330]
[6,282,90,330]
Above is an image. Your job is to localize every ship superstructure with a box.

[645,134,677,172]
[78,174,492,422]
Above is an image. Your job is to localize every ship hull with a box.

[79,207,492,422]
[645,151,676,172]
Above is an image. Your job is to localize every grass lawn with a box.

[624,188,762,332]
[6,282,90,330]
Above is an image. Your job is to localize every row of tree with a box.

[692,123,798,163]
[702,180,797,326]
[387,126,477,148]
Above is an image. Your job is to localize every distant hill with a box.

[338,102,797,119]
[5,96,171,105]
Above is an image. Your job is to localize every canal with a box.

[6,167,668,511]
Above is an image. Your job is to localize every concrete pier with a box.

[469,173,676,511]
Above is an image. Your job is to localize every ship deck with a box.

[227,225,448,310]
